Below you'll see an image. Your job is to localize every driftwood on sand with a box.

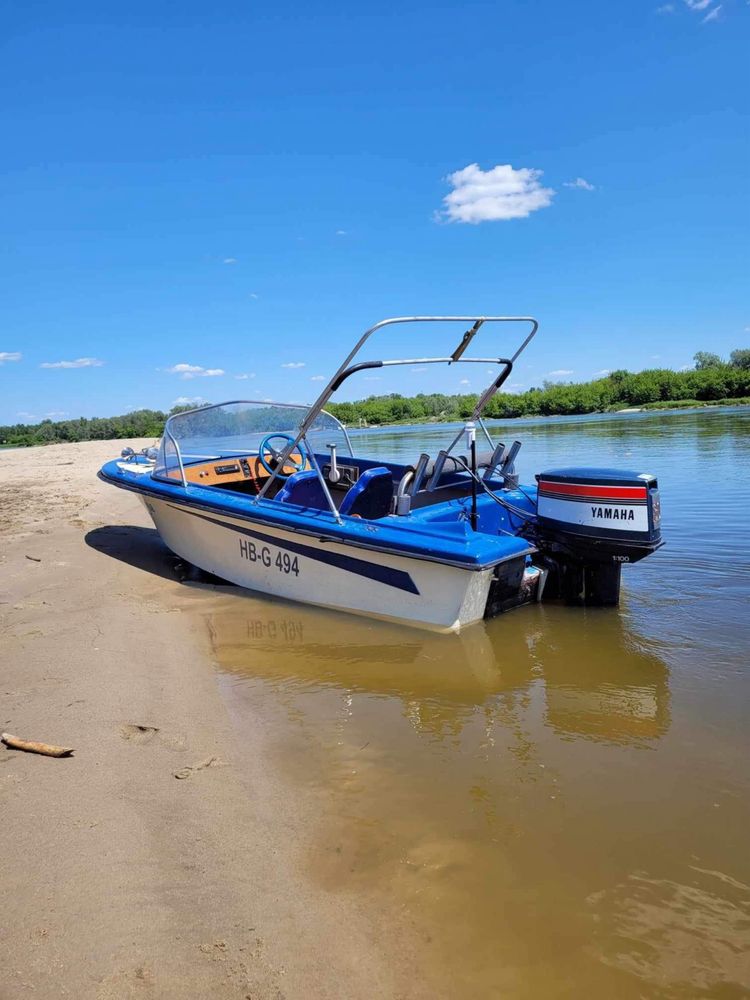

[1,732,74,757]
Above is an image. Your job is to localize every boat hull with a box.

[140,495,495,631]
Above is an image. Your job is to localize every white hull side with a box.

[140,496,493,630]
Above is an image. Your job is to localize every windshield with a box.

[154,400,351,482]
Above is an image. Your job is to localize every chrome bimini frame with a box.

[255,316,538,521]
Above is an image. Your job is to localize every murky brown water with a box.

[205,408,750,998]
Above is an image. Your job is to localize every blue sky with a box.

[1,0,748,424]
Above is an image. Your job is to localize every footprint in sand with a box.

[118,722,189,752]
[118,723,159,745]
[174,757,223,780]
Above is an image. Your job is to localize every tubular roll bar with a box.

[303,316,538,434]
[255,316,538,516]
[330,356,513,394]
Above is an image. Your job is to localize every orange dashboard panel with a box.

[183,453,308,487]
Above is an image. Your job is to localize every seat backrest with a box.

[276,470,328,509]
[339,467,393,520]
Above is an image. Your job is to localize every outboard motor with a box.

[534,468,663,606]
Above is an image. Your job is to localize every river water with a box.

[205,407,750,998]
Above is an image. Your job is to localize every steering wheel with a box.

[258,433,306,479]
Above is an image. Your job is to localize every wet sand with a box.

[0,441,426,1000]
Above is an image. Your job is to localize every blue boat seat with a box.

[339,467,393,520]
[276,470,328,508]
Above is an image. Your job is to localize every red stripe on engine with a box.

[539,481,648,500]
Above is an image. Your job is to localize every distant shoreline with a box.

[2,395,749,449]
[347,398,750,430]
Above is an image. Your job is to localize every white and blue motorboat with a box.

[99,317,663,630]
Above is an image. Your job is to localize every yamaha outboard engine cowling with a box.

[534,468,663,606]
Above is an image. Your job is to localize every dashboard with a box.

[183,453,308,489]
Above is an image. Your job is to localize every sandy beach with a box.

[0,440,426,1000]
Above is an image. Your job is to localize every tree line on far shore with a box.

[2,348,749,447]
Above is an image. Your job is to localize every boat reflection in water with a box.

[206,598,670,750]
[202,597,750,998]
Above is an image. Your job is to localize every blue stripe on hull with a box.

[167,503,421,595]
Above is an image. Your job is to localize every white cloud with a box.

[234,373,256,380]
[40,357,104,369]
[223,257,237,264]
[281,362,306,369]
[439,163,554,224]
[661,1,727,21]
[172,395,207,407]
[563,177,595,191]
[17,411,36,420]
[335,229,347,236]
[546,369,574,378]
[166,363,225,380]
[45,410,67,417]
[363,376,381,381]
[459,378,471,385]
[0,351,22,364]
[678,364,693,372]
[411,366,429,373]
[593,369,611,377]
[166,363,202,375]
[310,375,326,381]
[249,292,259,299]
